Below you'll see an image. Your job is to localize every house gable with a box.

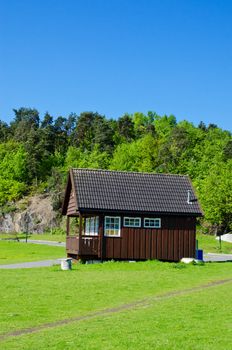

[62,170,78,215]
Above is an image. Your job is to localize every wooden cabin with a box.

[62,168,203,262]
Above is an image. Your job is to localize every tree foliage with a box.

[0,107,231,232]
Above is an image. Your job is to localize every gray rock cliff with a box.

[0,195,59,234]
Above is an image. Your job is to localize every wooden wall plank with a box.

[179,230,184,260]
[67,196,77,216]
[151,230,157,259]
[133,230,140,259]
[173,230,179,261]
[156,230,162,260]
[105,238,113,258]
[121,228,128,259]
[162,229,168,260]
[189,230,195,258]
[145,230,151,259]
[140,229,146,259]
[168,230,174,261]
[183,230,189,257]
[113,239,121,259]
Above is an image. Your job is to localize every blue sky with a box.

[0,0,232,131]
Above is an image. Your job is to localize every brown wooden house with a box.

[62,168,203,262]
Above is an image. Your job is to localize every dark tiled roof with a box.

[69,168,203,216]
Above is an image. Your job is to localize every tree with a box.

[0,141,28,204]
[0,121,10,142]
[11,108,40,142]
[64,145,110,170]
[197,160,232,232]
[223,140,232,160]
[117,114,135,142]
[110,134,158,172]
[54,116,69,153]
[154,114,176,138]
[40,112,56,155]
[93,115,115,152]
[72,112,95,150]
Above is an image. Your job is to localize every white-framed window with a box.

[144,218,161,228]
[104,216,121,237]
[123,217,141,227]
[84,216,99,236]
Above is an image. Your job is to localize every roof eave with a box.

[79,207,203,217]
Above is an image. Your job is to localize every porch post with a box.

[98,214,104,261]
[79,213,83,254]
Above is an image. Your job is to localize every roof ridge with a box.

[71,168,189,178]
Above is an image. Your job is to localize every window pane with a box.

[144,218,161,228]
[85,218,90,234]
[105,216,120,236]
[124,217,141,227]
[84,216,99,235]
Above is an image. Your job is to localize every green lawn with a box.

[0,261,232,349]
[0,241,65,264]
[197,232,232,254]
[30,233,66,242]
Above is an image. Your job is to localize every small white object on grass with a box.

[181,258,196,264]
[60,258,72,270]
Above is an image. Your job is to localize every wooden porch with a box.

[66,235,99,257]
[66,214,103,259]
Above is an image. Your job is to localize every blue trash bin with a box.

[196,249,203,261]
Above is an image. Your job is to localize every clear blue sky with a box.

[1,0,232,131]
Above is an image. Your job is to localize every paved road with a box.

[0,259,63,269]
[18,239,65,247]
[204,253,232,262]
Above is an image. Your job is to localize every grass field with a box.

[30,233,66,242]
[0,261,232,349]
[197,233,232,254]
[0,241,65,264]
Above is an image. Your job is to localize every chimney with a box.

[187,190,192,204]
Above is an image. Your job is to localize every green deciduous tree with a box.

[196,160,232,232]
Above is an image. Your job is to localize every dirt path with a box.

[1,277,232,342]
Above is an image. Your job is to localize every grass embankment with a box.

[0,241,65,265]
[0,261,232,349]
[197,233,232,254]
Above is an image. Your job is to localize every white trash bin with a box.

[60,258,72,270]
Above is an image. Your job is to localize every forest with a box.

[0,108,231,233]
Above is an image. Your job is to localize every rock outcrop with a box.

[0,195,59,234]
